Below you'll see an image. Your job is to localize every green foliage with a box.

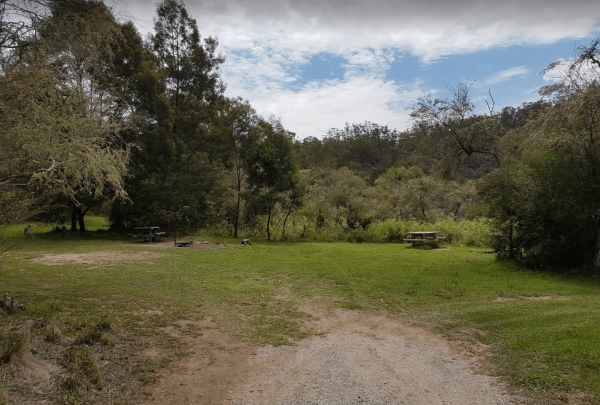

[484,83,600,271]
[246,120,300,240]
[0,1,139,231]
[110,0,230,230]
[361,218,491,246]
[0,65,131,228]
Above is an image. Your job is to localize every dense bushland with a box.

[3,1,600,270]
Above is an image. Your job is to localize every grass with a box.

[1,226,600,403]
[0,327,28,364]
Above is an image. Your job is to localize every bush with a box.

[361,218,492,247]
[204,212,493,247]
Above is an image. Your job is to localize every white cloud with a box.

[121,0,600,62]
[115,0,600,138]
[226,70,426,138]
[220,45,419,138]
[476,66,530,87]
[542,58,600,83]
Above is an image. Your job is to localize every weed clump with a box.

[27,300,61,320]
[74,327,110,346]
[71,315,113,346]
[59,347,100,393]
[43,323,62,343]
[132,366,157,385]
[95,314,111,332]
[0,327,28,364]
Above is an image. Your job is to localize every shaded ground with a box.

[30,251,164,267]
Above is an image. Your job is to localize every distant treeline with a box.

[2,1,600,271]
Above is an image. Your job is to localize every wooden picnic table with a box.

[403,231,446,245]
[131,226,166,242]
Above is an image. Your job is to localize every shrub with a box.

[361,218,492,247]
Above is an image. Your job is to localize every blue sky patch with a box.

[295,53,347,86]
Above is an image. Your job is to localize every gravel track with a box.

[147,308,519,404]
[227,309,517,405]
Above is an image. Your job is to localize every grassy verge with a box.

[1,228,599,403]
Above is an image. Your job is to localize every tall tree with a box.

[246,120,300,240]
[411,82,503,176]
[540,38,600,101]
[215,97,260,237]
[150,0,225,107]
[1,0,133,230]
[0,65,130,229]
[111,0,227,229]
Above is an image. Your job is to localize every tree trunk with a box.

[508,219,514,260]
[234,193,240,238]
[282,204,293,239]
[71,203,78,232]
[266,202,273,240]
[77,205,86,233]
[594,225,600,270]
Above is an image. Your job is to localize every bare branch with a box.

[484,88,496,115]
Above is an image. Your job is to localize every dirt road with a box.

[147,308,517,405]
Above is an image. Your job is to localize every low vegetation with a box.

[1,228,599,403]
[2,0,600,403]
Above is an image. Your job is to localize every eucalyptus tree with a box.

[539,38,600,101]
[150,0,225,107]
[411,82,503,177]
[214,97,261,237]
[484,82,600,270]
[246,120,300,240]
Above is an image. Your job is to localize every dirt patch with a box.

[127,309,164,316]
[123,240,247,250]
[147,308,519,405]
[495,296,571,302]
[30,251,164,267]
[145,318,256,404]
[0,355,58,402]
[0,325,162,405]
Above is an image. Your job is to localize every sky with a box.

[114,0,600,139]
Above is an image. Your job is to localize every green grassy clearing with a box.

[1,225,600,403]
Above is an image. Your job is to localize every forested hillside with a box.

[2,0,600,271]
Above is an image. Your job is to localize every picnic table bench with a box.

[403,231,446,245]
[130,227,166,242]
